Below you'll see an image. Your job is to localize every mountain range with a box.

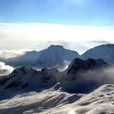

[0,58,110,93]
[0,45,81,68]
[0,44,114,114]
[0,44,114,69]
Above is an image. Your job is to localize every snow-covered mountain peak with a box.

[83,44,114,64]
[1,45,81,68]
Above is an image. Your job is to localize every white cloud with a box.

[0,50,26,59]
[0,62,14,76]
[0,23,114,53]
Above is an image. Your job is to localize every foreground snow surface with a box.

[0,84,114,114]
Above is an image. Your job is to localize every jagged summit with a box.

[60,58,109,93]
[67,58,108,74]
[0,66,59,90]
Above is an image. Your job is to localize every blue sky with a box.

[0,0,114,25]
[0,0,114,52]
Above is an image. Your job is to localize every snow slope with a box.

[37,84,114,114]
[0,90,83,114]
[0,84,114,114]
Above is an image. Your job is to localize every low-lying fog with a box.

[0,61,14,76]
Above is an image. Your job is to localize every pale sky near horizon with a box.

[0,0,114,53]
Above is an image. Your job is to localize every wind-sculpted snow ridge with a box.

[0,90,83,114]
[36,84,114,114]
[0,84,114,114]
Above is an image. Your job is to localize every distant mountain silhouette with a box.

[0,45,81,68]
[82,44,114,64]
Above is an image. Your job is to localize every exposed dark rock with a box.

[67,58,108,75]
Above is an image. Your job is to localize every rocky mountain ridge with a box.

[0,58,110,93]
